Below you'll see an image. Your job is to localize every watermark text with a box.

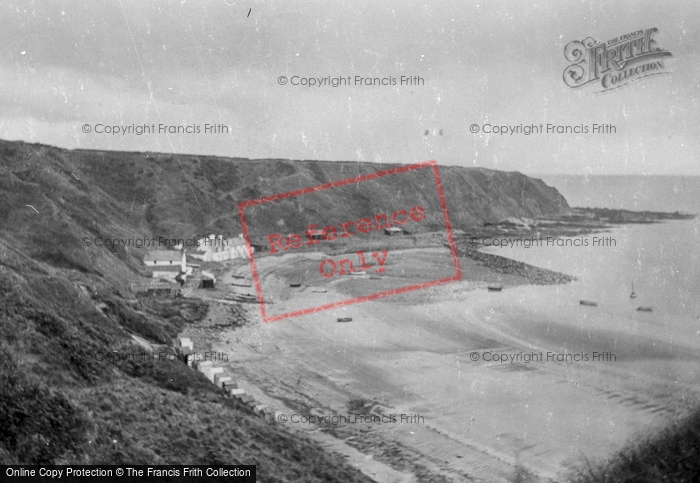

[469,236,616,248]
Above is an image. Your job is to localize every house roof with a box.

[149,265,182,272]
[145,250,182,262]
[227,238,247,246]
[200,270,216,281]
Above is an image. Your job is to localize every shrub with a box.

[0,350,88,464]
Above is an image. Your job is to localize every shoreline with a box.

[183,277,699,482]
[178,214,699,482]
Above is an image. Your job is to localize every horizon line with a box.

[1,137,698,177]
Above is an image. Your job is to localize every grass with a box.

[569,409,700,482]
[0,241,371,481]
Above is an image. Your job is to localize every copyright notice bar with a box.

[3,465,255,482]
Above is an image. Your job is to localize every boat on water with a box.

[487,285,503,292]
[337,317,353,322]
[637,306,653,312]
[580,300,598,307]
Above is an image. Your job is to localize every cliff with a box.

[0,139,568,285]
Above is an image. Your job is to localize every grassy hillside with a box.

[0,138,569,478]
[0,237,371,481]
[0,139,568,289]
[570,408,700,482]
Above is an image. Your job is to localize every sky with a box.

[0,0,698,175]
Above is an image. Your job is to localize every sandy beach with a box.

[183,242,700,482]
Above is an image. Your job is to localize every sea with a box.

[537,175,700,214]
[481,175,700,374]
[534,175,700,319]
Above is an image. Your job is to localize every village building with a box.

[384,226,403,236]
[305,229,325,241]
[199,270,216,289]
[143,249,191,281]
[189,234,254,262]
[250,240,269,252]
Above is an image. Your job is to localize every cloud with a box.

[0,0,698,174]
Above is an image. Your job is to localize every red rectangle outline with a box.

[238,160,462,323]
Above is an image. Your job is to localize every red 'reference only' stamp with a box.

[238,160,461,323]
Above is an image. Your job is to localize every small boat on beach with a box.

[637,306,653,312]
[289,282,302,287]
[349,271,367,276]
[225,293,257,303]
[312,289,328,293]
[630,281,636,299]
[337,317,353,322]
[580,300,598,307]
[369,275,382,280]
[487,285,503,292]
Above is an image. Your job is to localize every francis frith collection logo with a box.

[563,28,672,93]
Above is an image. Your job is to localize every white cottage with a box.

[190,235,253,262]
[144,249,189,280]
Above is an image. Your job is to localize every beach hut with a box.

[194,360,212,371]
[204,366,223,382]
[240,395,256,410]
[180,349,194,366]
[215,374,231,387]
[260,406,275,423]
[254,405,273,421]
[187,353,201,368]
[222,380,239,391]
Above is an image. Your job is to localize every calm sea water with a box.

[484,175,700,341]
[537,174,700,214]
